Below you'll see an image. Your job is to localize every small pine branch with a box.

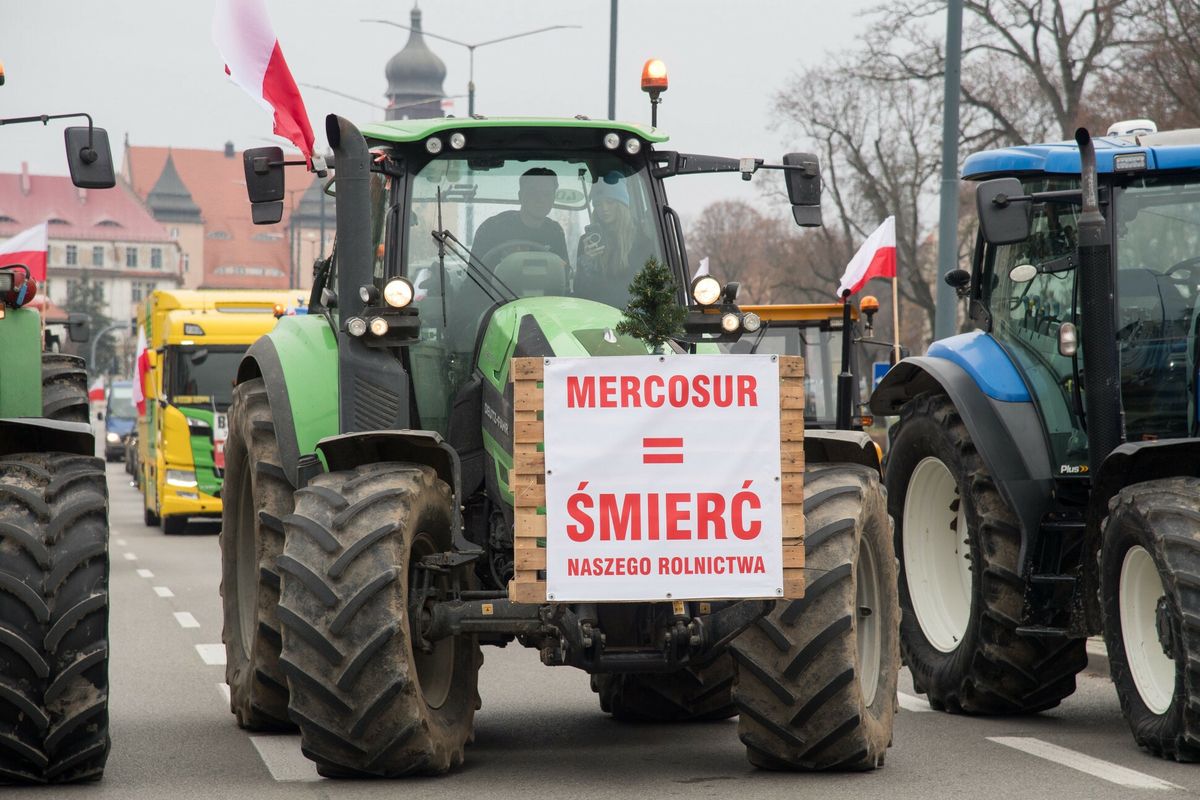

[616,257,686,352]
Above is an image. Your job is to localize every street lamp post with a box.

[362,19,580,118]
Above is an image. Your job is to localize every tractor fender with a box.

[236,316,340,489]
[0,418,94,458]
[1091,439,1200,526]
[803,429,881,473]
[315,430,479,554]
[870,354,1054,569]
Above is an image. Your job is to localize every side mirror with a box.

[242,146,285,225]
[976,178,1031,245]
[783,152,822,227]
[67,312,91,343]
[944,269,971,297]
[64,127,116,189]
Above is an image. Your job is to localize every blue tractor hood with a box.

[963,128,1200,180]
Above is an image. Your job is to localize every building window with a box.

[182,254,190,273]
[65,244,77,266]
[169,227,179,240]
[151,248,162,269]
[93,245,104,267]
[126,247,138,268]
[206,231,232,240]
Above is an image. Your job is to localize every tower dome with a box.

[385,5,447,120]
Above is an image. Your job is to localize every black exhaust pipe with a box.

[326,114,410,434]
[1074,128,1124,468]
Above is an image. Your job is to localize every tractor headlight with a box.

[425,136,443,154]
[166,469,197,488]
[720,312,741,333]
[742,312,761,332]
[347,317,367,337]
[369,317,390,336]
[624,138,642,155]
[382,277,414,309]
[691,276,722,306]
[449,132,466,150]
[603,132,621,150]
[106,432,120,443]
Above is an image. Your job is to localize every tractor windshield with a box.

[1113,175,1200,439]
[404,153,665,311]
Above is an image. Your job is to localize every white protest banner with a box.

[542,354,782,602]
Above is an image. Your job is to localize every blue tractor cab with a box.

[871,122,1200,759]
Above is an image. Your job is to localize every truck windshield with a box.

[165,346,245,410]
[723,325,849,426]
[1114,176,1200,440]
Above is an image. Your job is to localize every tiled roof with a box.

[0,172,174,243]
[125,145,315,289]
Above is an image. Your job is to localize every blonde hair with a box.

[597,199,635,278]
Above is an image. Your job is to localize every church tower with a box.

[385,5,447,120]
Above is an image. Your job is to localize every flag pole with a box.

[891,276,901,363]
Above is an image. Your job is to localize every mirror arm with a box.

[0,111,97,161]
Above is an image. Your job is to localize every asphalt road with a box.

[28,457,1200,798]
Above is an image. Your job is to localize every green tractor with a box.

[220,110,899,777]
[0,78,116,783]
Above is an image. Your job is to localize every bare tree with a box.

[863,0,1140,145]
[776,59,944,346]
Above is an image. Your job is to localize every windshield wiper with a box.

[429,186,518,308]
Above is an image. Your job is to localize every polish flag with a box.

[213,0,315,159]
[88,377,106,404]
[837,216,896,298]
[0,222,49,282]
[133,325,149,416]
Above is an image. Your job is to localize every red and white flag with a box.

[0,222,48,282]
[133,325,149,416]
[837,216,896,298]
[88,377,105,404]
[213,0,315,159]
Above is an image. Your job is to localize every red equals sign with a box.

[643,437,684,464]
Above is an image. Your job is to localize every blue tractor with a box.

[872,121,1200,759]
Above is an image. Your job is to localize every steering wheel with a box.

[480,239,552,269]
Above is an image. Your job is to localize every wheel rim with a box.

[856,531,883,706]
[235,453,258,656]
[1119,546,1175,715]
[410,531,455,710]
[903,456,972,653]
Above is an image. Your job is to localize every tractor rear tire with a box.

[1101,478,1200,761]
[886,393,1086,713]
[279,462,482,777]
[219,378,294,731]
[41,353,89,423]
[592,654,737,722]
[730,463,898,770]
[0,453,110,783]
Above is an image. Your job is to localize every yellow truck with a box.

[138,289,306,533]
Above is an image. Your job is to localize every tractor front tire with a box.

[219,378,294,731]
[0,453,110,783]
[41,353,89,423]
[592,654,737,722]
[731,463,899,770]
[279,463,482,777]
[887,393,1086,713]
[1101,478,1200,761]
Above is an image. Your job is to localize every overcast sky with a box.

[1,0,876,220]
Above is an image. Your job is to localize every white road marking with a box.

[115,538,128,546]
[123,552,138,561]
[249,736,322,782]
[897,692,933,712]
[136,569,154,579]
[174,612,199,629]
[195,644,227,666]
[217,683,231,703]
[988,737,1181,790]
[153,586,174,598]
